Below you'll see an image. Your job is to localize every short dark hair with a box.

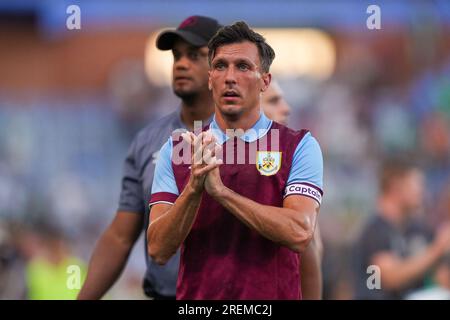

[207,21,275,73]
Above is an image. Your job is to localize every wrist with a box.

[210,184,228,200]
[186,180,204,198]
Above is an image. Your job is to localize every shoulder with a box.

[271,122,310,142]
[288,128,322,166]
[272,122,320,155]
[358,214,392,241]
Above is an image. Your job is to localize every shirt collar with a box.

[209,111,273,145]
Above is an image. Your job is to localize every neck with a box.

[215,106,261,132]
[378,195,407,227]
[180,90,214,131]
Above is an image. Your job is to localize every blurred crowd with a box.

[1,6,450,300]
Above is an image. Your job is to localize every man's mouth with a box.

[174,76,192,82]
[222,90,240,102]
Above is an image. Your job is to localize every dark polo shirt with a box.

[118,110,212,297]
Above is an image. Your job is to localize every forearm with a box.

[148,186,203,264]
[379,242,443,290]
[78,230,133,300]
[300,238,322,300]
[213,187,314,252]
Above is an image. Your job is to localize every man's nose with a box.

[225,67,237,85]
[175,55,190,70]
[282,101,291,115]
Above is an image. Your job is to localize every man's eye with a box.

[188,52,199,60]
[214,63,226,70]
[173,52,181,61]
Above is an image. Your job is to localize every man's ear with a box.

[260,73,272,92]
[208,70,212,90]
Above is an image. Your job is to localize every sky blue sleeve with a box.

[285,132,324,204]
[150,137,179,199]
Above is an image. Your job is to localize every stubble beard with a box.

[174,88,198,106]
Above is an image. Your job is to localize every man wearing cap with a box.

[78,16,222,300]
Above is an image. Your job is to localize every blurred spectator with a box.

[352,158,450,299]
[372,92,417,154]
[436,182,450,224]
[0,221,27,299]
[262,80,323,299]
[261,80,291,125]
[24,222,86,300]
[420,112,450,164]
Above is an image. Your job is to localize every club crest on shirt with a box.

[256,151,282,176]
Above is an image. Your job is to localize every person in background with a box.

[0,221,28,299]
[26,223,86,300]
[353,158,450,299]
[261,80,291,126]
[78,16,222,300]
[261,80,324,299]
[406,254,450,300]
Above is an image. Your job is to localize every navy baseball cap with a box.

[156,16,221,50]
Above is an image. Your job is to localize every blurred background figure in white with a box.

[261,80,291,125]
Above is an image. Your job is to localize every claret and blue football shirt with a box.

[149,112,323,299]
